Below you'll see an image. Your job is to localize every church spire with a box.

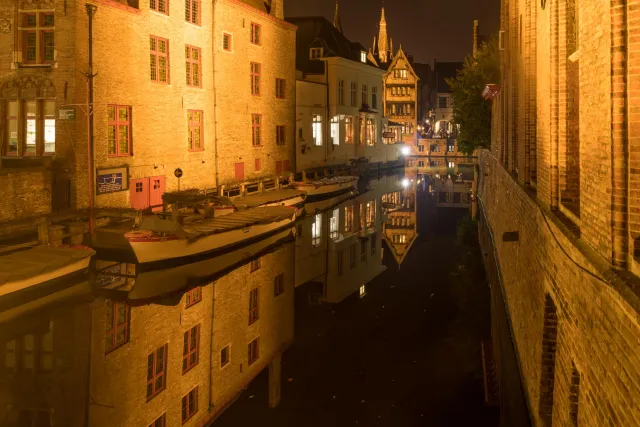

[377,6,389,63]
[333,1,343,34]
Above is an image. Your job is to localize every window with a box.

[392,234,407,244]
[222,32,232,51]
[350,82,357,106]
[250,22,261,45]
[361,84,368,107]
[251,258,261,272]
[185,286,202,307]
[274,273,285,296]
[150,0,168,14]
[249,288,259,325]
[185,0,200,25]
[276,78,286,99]
[275,125,286,146]
[391,104,396,115]
[250,62,261,95]
[187,110,203,151]
[359,285,366,297]
[147,344,168,400]
[220,345,230,367]
[338,80,345,105]
[360,237,367,262]
[360,51,367,63]
[344,205,353,232]
[331,116,339,145]
[185,45,201,87]
[418,145,425,153]
[106,300,130,353]
[329,208,339,239]
[345,116,354,144]
[310,47,322,59]
[248,338,259,365]
[19,11,55,64]
[448,144,455,152]
[371,234,377,255]
[252,114,261,146]
[4,332,52,372]
[349,244,356,269]
[337,251,344,276]
[448,161,455,168]
[312,213,322,247]
[372,86,377,109]
[394,69,408,79]
[438,97,447,108]
[183,325,200,374]
[312,114,323,146]
[149,414,166,427]
[150,36,169,83]
[366,117,376,146]
[4,99,56,157]
[182,387,198,424]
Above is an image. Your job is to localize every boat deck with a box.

[181,206,295,238]
[233,189,305,208]
[0,246,95,287]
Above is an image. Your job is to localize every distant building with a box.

[413,62,434,128]
[432,61,463,135]
[384,48,420,147]
[287,13,401,174]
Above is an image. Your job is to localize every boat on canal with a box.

[233,189,306,211]
[292,176,359,198]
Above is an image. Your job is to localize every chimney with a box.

[271,0,284,19]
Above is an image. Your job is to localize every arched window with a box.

[2,77,56,157]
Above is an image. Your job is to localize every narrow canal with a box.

[215,177,499,426]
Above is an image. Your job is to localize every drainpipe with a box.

[212,0,221,190]
[86,4,97,240]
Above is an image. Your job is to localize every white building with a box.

[286,16,403,174]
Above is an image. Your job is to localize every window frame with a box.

[107,104,132,157]
[274,273,285,297]
[182,324,200,374]
[146,344,168,401]
[361,84,368,107]
[249,287,259,325]
[181,387,199,424]
[250,62,261,96]
[250,258,261,272]
[220,345,230,368]
[345,116,353,144]
[222,32,232,52]
[3,99,56,157]
[309,47,322,59]
[248,337,259,365]
[150,0,169,15]
[251,113,262,147]
[276,78,286,99]
[187,109,204,152]
[185,286,202,308]
[185,45,202,88]
[19,11,55,65]
[312,114,323,146]
[338,79,345,105]
[350,82,357,106]
[276,125,286,146]
[149,414,166,427]
[250,22,261,46]
[185,0,201,25]
[150,35,170,84]
[105,300,130,353]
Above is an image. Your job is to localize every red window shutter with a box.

[283,159,290,172]
[235,162,244,181]
[255,158,261,171]
[276,160,283,175]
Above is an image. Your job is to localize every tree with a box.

[446,38,500,155]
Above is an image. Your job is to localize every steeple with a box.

[333,1,343,34]
[377,6,389,63]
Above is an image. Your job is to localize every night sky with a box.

[284,0,501,65]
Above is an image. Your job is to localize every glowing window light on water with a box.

[359,285,366,297]
[401,146,410,156]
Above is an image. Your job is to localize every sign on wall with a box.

[58,108,76,120]
[96,166,129,195]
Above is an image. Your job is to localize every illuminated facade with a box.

[382,172,418,266]
[384,48,419,147]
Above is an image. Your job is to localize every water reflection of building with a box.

[295,174,411,303]
[0,238,295,427]
[382,174,418,266]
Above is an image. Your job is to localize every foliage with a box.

[457,215,478,247]
[446,38,500,155]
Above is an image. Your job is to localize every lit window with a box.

[185,0,201,25]
[359,285,366,297]
[4,99,56,157]
[185,45,202,87]
[448,161,455,168]
[312,114,323,146]
[187,110,203,151]
[344,205,354,232]
[360,51,367,63]
[182,325,200,374]
[312,213,322,247]
[250,22,261,45]
[345,116,354,144]
[150,36,169,83]
[366,117,376,146]
[331,116,339,145]
[329,208,339,239]
[310,47,323,59]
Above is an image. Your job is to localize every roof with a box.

[286,16,381,74]
[434,61,463,93]
[413,62,432,87]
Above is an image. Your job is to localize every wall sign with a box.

[174,168,183,178]
[59,107,76,120]
[96,166,129,195]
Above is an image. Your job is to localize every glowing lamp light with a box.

[402,178,410,188]
[401,146,410,156]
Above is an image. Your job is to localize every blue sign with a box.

[97,172,124,194]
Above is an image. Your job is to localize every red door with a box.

[235,162,244,181]
[130,178,149,210]
[149,176,165,212]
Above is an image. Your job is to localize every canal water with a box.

[0,163,497,427]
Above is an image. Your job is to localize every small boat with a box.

[0,245,95,297]
[292,176,359,198]
[233,189,306,210]
[125,206,296,264]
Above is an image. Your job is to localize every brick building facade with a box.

[483,0,640,424]
[384,47,419,147]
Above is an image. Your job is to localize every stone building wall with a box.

[488,0,640,424]
[0,168,51,222]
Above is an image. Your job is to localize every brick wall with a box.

[0,169,51,222]
[479,151,640,426]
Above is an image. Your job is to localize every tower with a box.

[377,7,389,63]
[333,1,343,34]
